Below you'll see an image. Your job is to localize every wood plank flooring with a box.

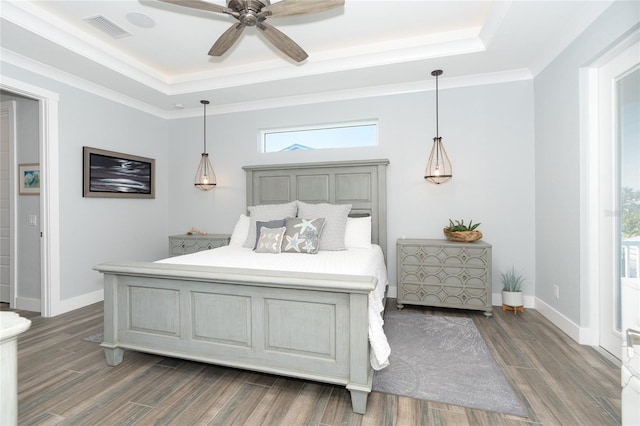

[2,301,621,425]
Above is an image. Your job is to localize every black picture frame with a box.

[83,147,155,198]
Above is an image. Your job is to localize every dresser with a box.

[168,234,230,257]
[396,238,492,316]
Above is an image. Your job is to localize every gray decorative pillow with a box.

[254,219,286,249]
[255,226,286,254]
[297,201,351,250]
[243,202,297,249]
[282,217,326,254]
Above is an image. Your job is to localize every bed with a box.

[94,159,389,414]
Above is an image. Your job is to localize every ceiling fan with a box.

[159,0,345,62]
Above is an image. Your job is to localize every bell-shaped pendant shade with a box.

[194,100,216,191]
[424,136,452,184]
[425,69,453,184]
[194,153,216,190]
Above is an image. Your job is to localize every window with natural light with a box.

[261,121,378,153]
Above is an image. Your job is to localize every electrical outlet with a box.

[554,284,560,300]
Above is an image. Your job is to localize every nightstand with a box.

[396,238,493,316]
[168,234,230,257]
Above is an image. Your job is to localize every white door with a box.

[602,40,640,424]
[597,41,639,358]
[0,101,16,304]
[619,64,640,426]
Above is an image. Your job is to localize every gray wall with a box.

[0,91,40,301]
[167,80,536,298]
[1,63,170,303]
[534,0,640,325]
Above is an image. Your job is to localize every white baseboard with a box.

[534,297,587,344]
[0,285,9,303]
[15,296,41,312]
[387,286,397,299]
[54,289,104,316]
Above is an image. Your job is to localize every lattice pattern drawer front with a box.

[399,282,489,308]
[169,234,231,257]
[399,244,489,268]
[397,238,492,316]
[399,265,489,289]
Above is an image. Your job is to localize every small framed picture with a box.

[18,163,40,195]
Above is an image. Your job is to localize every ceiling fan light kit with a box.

[160,0,345,62]
[424,69,453,185]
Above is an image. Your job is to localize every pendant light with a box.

[424,69,452,184]
[194,100,216,190]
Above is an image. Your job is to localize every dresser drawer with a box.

[398,244,490,267]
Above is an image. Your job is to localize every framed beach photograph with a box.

[83,147,155,199]
[18,163,40,195]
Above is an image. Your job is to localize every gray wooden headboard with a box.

[243,159,389,259]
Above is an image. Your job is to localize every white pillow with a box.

[243,202,298,248]
[344,216,372,249]
[229,214,250,247]
[297,201,351,251]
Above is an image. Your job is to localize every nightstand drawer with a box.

[168,234,230,257]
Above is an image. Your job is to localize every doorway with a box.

[0,77,60,317]
[0,92,42,311]
[595,39,640,358]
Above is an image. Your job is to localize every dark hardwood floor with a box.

[2,300,621,425]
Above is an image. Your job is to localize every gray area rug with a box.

[372,311,527,417]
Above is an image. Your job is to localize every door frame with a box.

[0,76,60,317]
[581,27,640,348]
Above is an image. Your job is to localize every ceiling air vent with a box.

[83,15,132,39]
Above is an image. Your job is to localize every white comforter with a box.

[157,245,391,370]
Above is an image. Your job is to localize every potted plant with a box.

[500,266,526,312]
[443,219,483,242]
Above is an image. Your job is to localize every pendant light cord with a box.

[203,101,207,154]
[435,73,439,138]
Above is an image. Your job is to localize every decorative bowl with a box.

[443,228,483,242]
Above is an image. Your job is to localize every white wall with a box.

[0,62,170,306]
[168,80,536,298]
[534,0,640,325]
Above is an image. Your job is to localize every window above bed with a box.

[260,121,378,153]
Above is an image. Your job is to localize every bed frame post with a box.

[346,291,372,414]
[101,274,123,366]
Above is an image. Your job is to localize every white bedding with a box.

[157,245,391,370]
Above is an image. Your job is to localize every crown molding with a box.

[1,48,172,119]
[170,68,533,118]
[2,48,531,119]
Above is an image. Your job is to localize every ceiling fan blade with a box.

[159,0,232,15]
[209,22,246,56]
[257,22,308,62]
[262,0,344,18]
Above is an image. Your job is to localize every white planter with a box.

[502,290,523,307]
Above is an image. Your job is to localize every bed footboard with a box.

[95,261,376,414]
